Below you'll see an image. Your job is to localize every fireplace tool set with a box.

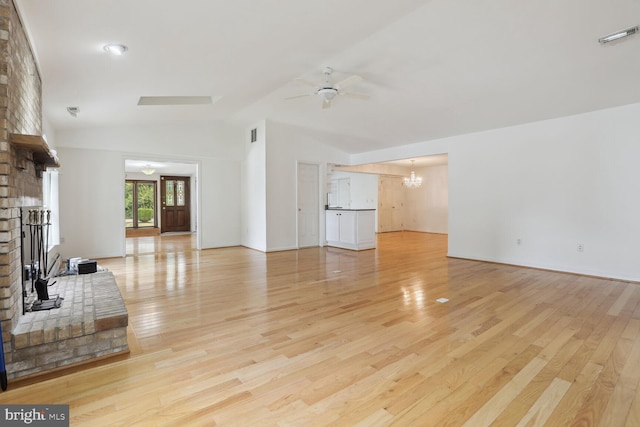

[23,208,62,312]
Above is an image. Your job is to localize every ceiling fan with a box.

[286,67,369,109]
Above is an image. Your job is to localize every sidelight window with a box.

[125,180,157,228]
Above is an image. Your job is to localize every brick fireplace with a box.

[0,0,128,380]
[0,0,46,359]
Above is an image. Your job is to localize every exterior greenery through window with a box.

[125,180,157,228]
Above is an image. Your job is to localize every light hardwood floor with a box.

[2,231,640,426]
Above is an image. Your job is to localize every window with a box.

[125,180,157,228]
[42,170,60,249]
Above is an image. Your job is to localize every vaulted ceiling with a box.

[15,0,640,154]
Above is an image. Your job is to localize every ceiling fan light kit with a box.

[317,87,338,102]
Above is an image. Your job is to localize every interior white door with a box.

[297,162,319,247]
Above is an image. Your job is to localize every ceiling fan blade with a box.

[335,75,363,90]
[285,93,314,100]
[322,98,332,109]
[295,78,319,88]
[341,92,370,100]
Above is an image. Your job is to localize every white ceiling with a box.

[15,0,640,155]
[124,160,196,176]
[382,154,448,168]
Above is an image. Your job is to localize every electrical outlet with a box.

[516,238,522,246]
[577,243,584,252]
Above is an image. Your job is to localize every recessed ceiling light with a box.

[104,43,128,55]
[598,26,638,44]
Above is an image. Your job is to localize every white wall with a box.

[200,157,241,249]
[241,121,267,251]
[42,118,57,150]
[56,122,243,258]
[58,148,124,258]
[57,122,241,158]
[404,164,448,234]
[352,102,640,281]
[266,122,350,251]
[448,104,640,281]
[51,99,640,281]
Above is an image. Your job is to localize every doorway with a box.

[160,176,191,233]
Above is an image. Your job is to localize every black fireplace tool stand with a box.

[21,208,62,313]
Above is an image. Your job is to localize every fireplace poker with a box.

[20,209,26,315]
[30,222,35,292]
[44,211,50,276]
[36,223,42,276]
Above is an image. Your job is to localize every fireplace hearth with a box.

[8,271,128,379]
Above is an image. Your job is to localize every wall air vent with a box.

[250,128,257,143]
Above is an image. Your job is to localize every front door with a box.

[160,176,190,233]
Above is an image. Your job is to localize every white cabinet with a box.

[325,209,376,250]
[325,210,341,242]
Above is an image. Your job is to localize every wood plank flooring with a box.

[2,231,640,426]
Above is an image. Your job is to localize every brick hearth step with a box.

[8,271,128,379]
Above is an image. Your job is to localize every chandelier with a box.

[403,160,422,188]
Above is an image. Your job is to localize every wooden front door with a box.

[160,176,191,233]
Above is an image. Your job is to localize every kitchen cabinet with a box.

[325,209,376,250]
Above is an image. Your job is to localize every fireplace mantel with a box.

[9,133,60,171]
